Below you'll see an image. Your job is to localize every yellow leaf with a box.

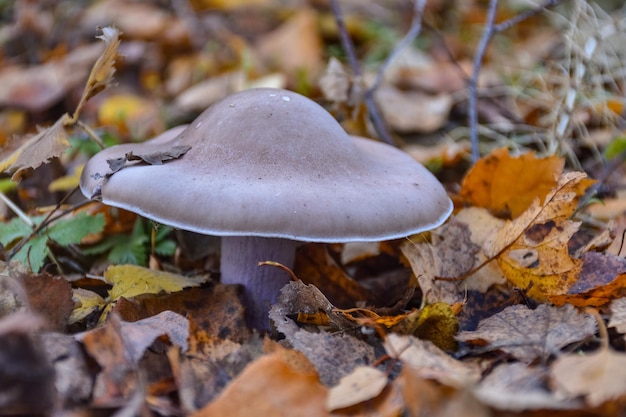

[485,172,594,301]
[70,288,106,324]
[105,264,200,302]
[48,165,83,192]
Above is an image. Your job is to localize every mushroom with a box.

[80,88,453,330]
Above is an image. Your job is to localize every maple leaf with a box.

[484,171,595,301]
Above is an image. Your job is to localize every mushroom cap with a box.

[80,88,452,242]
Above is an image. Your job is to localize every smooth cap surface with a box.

[80,88,453,242]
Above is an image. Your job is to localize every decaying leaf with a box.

[456,304,597,363]
[459,147,565,218]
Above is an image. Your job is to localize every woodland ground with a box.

[1,0,626,416]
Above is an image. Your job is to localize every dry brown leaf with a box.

[459,147,565,218]
[384,333,481,387]
[454,207,507,292]
[295,243,371,308]
[375,85,453,133]
[474,362,580,411]
[609,297,626,336]
[0,114,71,181]
[72,26,121,121]
[269,281,375,386]
[326,366,388,411]
[551,344,626,407]
[456,304,597,363]
[257,9,323,82]
[484,171,593,301]
[402,218,478,306]
[191,349,328,417]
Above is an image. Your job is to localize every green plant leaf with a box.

[47,211,105,246]
[13,234,48,272]
[0,216,33,245]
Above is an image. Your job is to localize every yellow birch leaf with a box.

[105,264,200,302]
[484,172,594,301]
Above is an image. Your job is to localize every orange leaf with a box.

[459,147,564,218]
[192,350,328,417]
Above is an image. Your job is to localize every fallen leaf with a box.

[459,147,565,218]
[551,343,626,407]
[375,85,453,133]
[549,252,626,307]
[257,9,323,82]
[70,288,107,325]
[269,281,375,386]
[456,304,597,363]
[609,297,626,336]
[105,264,201,301]
[484,171,593,301]
[384,333,480,387]
[326,366,388,411]
[0,114,71,181]
[0,312,54,415]
[192,349,328,417]
[474,362,579,411]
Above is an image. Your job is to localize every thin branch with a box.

[368,0,428,93]
[468,0,499,163]
[467,0,562,162]
[329,0,394,145]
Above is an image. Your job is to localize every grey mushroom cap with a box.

[80,88,452,241]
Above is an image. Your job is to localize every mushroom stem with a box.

[220,236,297,330]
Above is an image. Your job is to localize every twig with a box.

[368,0,428,93]
[468,0,499,163]
[329,0,394,145]
[467,0,563,162]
